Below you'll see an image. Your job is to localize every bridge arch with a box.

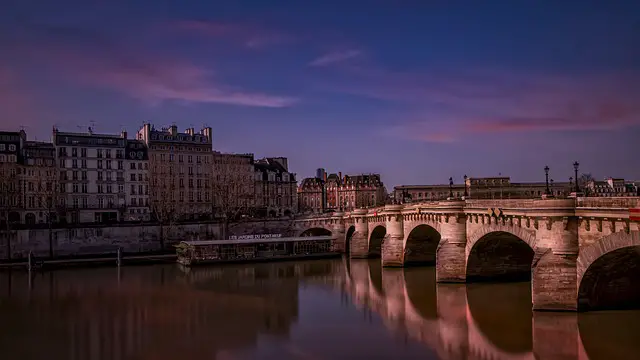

[466,227,536,282]
[369,225,386,258]
[299,227,332,237]
[404,224,442,266]
[577,231,640,311]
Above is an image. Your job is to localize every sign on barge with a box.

[176,235,340,266]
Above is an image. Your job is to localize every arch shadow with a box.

[466,231,534,283]
[403,266,437,319]
[299,227,332,237]
[578,245,640,311]
[369,225,386,258]
[404,224,441,266]
[345,225,356,254]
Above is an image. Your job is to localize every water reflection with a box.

[0,259,639,360]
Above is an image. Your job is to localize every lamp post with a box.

[463,174,468,197]
[449,177,454,199]
[544,166,550,195]
[573,161,580,193]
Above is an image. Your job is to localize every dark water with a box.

[0,258,639,360]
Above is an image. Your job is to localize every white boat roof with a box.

[179,235,336,246]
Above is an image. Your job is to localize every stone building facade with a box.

[124,138,150,221]
[586,177,638,197]
[53,128,128,224]
[253,157,297,217]
[298,172,387,213]
[211,152,255,218]
[137,124,213,220]
[0,130,25,225]
[21,141,57,225]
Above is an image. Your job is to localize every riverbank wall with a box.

[0,219,297,261]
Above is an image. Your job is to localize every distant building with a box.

[0,130,26,225]
[137,123,213,220]
[298,171,386,213]
[394,176,579,202]
[254,157,297,217]
[586,177,638,197]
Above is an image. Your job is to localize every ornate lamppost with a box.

[463,174,468,197]
[449,177,454,199]
[573,161,580,193]
[544,166,550,195]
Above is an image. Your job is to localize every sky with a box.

[1,0,638,188]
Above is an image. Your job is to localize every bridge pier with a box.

[330,212,346,252]
[382,205,405,267]
[532,215,579,311]
[436,202,467,282]
[350,209,370,258]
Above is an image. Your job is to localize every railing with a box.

[576,197,640,208]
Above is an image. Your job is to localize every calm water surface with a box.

[0,258,638,360]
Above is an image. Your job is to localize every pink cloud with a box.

[323,65,640,140]
[309,49,363,67]
[12,29,297,108]
[172,20,295,49]
[0,67,35,129]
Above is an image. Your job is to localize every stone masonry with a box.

[294,197,640,312]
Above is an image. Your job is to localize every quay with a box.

[176,235,339,266]
[0,252,176,271]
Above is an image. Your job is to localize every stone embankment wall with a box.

[0,219,297,260]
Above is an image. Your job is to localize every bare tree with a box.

[578,173,595,197]
[0,162,20,260]
[32,166,61,257]
[211,162,255,240]
[149,161,182,250]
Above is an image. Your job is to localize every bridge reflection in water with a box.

[0,259,639,360]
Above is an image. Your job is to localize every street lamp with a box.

[463,174,468,197]
[573,161,580,193]
[449,177,454,199]
[544,166,550,195]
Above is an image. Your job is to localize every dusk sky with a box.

[1,0,638,188]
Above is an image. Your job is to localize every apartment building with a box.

[254,157,297,217]
[53,127,128,223]
[0,130,25,225]
[21,141,57,225]
[137,123,212,220]
[124,138,150,221]
[211,152,255,218]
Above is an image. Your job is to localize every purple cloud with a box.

[309,49,363,67]
[172,19,296,49]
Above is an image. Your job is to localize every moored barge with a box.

[176,236,339,266]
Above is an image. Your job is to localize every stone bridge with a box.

[337,259,590,360]
[295,197,640,312]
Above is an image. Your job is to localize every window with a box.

[82,183,87,193]
[72,171,78,180]
[97,172,103,180]
[131,198,137,206]
[188,155,193,163]
[179,155,184,162]
[81,159,87,168]
[72,148,78,157]
[130,174,136,181]
[59,159,66,168]
[72,183,79,192]
[131,185,136,194]
[106,161,111,169]
[81,148,87,157]
[97,149,103,158]
[82,171,87,180]
[130,163,136,170]
[82,197,88,208]
[118,184,124,193]
[138,184,143,194]
[97,185,103,193]
[98,198,104,208]
[97,160,103,169]
[137,174,142,181]
[106,172,112,181]
[106,184,112,193]
[118,160,123,170]
[189,179,193,188]
[116,149,123,158]
[0,144,4,151]
[138,163,142,170]
[72,159,78,168]
[8,144,16,151]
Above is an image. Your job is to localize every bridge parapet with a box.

[576,197,639,209]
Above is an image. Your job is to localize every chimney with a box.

[323,172,327,183]
[121,130,127,139]
[169,124,178,135]
[339,172,342,182]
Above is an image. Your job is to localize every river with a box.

[0,258,638,359]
